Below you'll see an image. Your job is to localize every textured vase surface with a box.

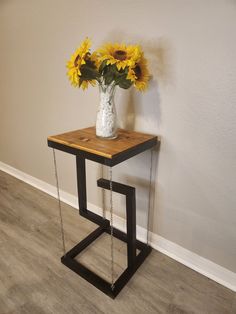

[96,83,117,139]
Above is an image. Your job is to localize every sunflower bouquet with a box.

[67,38,149,91]
[66,38,150,139]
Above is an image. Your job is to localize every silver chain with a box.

[101,165,106,219]
[52,149,66,255]
[109,166,115,290]
[147,149,154,245]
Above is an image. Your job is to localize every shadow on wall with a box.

[124,145,160,234]
[102,30,174,133]
[100,141,160,234]
[119,79,161,132]
[99,31,169,233]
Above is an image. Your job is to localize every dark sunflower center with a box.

[85,52,91,60]
[134,65,142,79]
[114,50,127,61]
[74,55,80,66]
[74,52,90,67]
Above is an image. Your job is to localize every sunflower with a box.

[67,38,91,80]
[97,43,141,71]
[79,78,97,90]
[66,38,98,89]
[127,53,150,91]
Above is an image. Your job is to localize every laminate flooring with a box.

[0,170,235,314]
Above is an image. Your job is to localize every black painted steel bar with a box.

[79,208,110,226]
[111,138,158,166]
[78,206,143,252]
[48,137,158,166]
[97,178,135,195]
[104,225,146,250]
[97,178,137,269]
[61,256,114,298]
[78,205,146,250]
[76,155,87,212]
[64,224,108,259]
[126,189,136,268]
[60,226,152,299]
[112,245,152,297]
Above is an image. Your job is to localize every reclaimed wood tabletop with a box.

[48,127,159,159]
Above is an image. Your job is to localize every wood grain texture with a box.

[0,170,235,314]
[47,127,159,159]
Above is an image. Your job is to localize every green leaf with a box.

[80,64,99,80]
[104,72,114,85]
[114,71,126,84]
[118,78,133,89]
[99,60,108,74]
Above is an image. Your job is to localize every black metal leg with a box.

[61,222,152,299]
[76,155,87,212]
[61,174,152,299]
[126,189,136,268]
[97,178,137,268]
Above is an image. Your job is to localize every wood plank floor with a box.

[0,170,235,314]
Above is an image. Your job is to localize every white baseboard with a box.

[0,161,235,292]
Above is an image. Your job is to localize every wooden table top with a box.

[48,127,159,160]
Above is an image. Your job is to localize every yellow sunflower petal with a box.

[127,67,136,82]
[66,37,92,88]
[81,80,88,90]
[79,78,97,90]
[131,53,150,92]
[97,42,142,71]
[90,51,101,69]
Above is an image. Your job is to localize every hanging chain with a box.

[147,148,154,245]
[109,166,115,290]
[52,149,66,255]
[101,165,106,219]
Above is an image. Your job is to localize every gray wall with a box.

[0,0,236,272]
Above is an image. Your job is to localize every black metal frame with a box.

[48,138,158,298]
[48,137,157,166]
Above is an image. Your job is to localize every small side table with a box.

[48,126,159,298]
